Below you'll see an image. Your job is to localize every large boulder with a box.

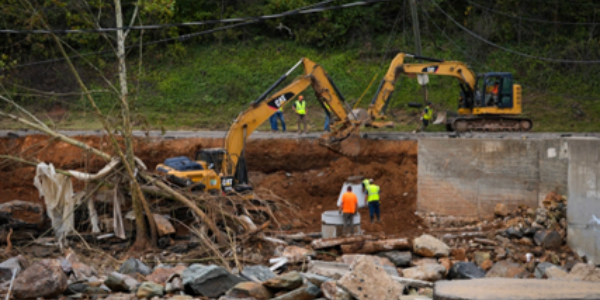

[12,260,68,299]
[403,263,447,282]
[447,262,486,280]
[338,256,405,300]
[486,261,525,278]
[263,271,303,290]
[182,264,245,297]
[376,251,412,267]
[413,234,450,258]
[119,258,152,276]
[227,282,273,300]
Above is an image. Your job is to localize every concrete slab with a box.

[434,278,600,300]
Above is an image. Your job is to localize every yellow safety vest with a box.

[362,179,370,188]
[279,107,283,112]
[295,101,306,115]
[367,184,380,202]
[324,103,331,112]
[424,106,433,121]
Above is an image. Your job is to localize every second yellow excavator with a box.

[156,58,361,192]
[364,52,533,132]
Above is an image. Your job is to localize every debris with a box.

[0,200,45,227]
[0,256,26,282]
[533,230,562,249]
[300,273,332,286]
[321,280,352,300]
[263,271,303,290]
[403,263,446,282]
[480,260,493,271]
[136,281,165,299]
[413,234,450,258]
[545,266,568,280]
[494,203,509,217]
[240,265,277,282]
[166,274,184,294]
[486,261,525,278]
[340,254,395,268]
[376,251,412,267]
[271,282,320,300]
[119,258,152,276]
[566,263,600,282]
[450,248,466,261]
[473,252,491,266]
[153,214,176,236]
[146,265,186,284]
[341,238,411,254]
[310,235,373,249]
[227,282,273,300]
[337,256,404,300]
[12,260,68,299]
[447,262,486,279]
[182,264,245,297]
[269,257,289,271]
[306,260,398,279]
[104,272,140,292]
[281,245,315,263]
[534,262,562,279]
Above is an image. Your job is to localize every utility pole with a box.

[409,0,428,103]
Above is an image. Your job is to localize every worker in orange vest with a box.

[339,186,359,236]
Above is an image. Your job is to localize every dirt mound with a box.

[0,135,422,236]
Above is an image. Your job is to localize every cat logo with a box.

[267,92,295,110]
[421,66,439,73]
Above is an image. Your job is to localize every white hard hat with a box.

[369,179,374,183]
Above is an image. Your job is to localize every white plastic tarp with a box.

[336,182,366,208]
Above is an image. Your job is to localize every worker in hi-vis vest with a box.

[420,101,433,132]
[365,178,381,223]
[293,95,307,134]
[269,106,286,133]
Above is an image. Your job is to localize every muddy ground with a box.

[0,135,423,237]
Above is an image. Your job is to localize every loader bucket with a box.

[433,111,447,125]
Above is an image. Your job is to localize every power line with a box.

[2,0,388,71]
[0,0,388,34]
[463,0,600,25]
[427,0,600,64]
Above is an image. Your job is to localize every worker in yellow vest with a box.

[293,95,307,134]
[420,101,433,132]
[269,107,286,133]
[365,179,381,223]
[324,102,332,132]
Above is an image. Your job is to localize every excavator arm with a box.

[222,58,361,180]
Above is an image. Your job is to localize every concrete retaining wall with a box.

[418,138,569,218]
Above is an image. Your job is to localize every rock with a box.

[263,271,303,290]
[495,247,507,260]
[400,296,432,300]
[169,296,192,300]
[506,217,523,228]
[147,265,186,284]
[0,255,26,281]
[119,258,152,276]
[535,262,562,278]
[376,251,412,267]
[300,273,332,286]
[473,252,490,266]
[535,208,548,224]
[240,265,277,282]
[321,280,352,300]
[12,261,68,299]
[402,263,446,282]
[494,203,509,217]
[271,282,320,300]
[545,266,568,279]
[438,258,452,274]
[480,260,493,271]
[182,264,245,297]
[105,293,135,300]
[542,231,562,249]
[486,261,525,278]
[566,263,600,282]
[506,227,523,239]
[83,286,109,296]
[341,254,395,268]
[521,227,538,237]
[66,282,89,295]
[153,214,176,236]
[451,248,466,261]
[105,272,140,292]
[413,234,450,258]
[282,246,315,263]
[227,282,273,300]
[307,260,398,279]
[447,262,485,280]
[410,258,438,267]
[0,200,45,227]
[137,281,165,299]
[517,237,534,246]
[338,256,404,300]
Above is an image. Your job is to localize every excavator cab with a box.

[473,73,514,109]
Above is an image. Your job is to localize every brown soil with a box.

[0,135,423,237]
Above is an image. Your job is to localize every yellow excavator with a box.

[156,58,361,192]
[364,52,533,132]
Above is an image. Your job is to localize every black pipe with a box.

[411,54,444,63]
[370,80,385,104]
[251,75,288,105]
[326,73,347,102]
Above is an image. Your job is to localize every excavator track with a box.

[450,116,533,132]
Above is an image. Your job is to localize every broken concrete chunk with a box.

[281,245,315,263]
[534,262,562,279]
[486,261,525,278]
[119,258,152,276]
[311,236,370,249]
[137,281,165,299]
[341,238,411,254]
[413,234,450,258]
[338,256,404,300]
[473,252,491,266]
[447,262,486,280]
[227,281,273,300]
[300,272,332,286]
[341,254,395,268]
[241,265,277,282]
[104,272,140,292]
[146,265,186,284]
[494,203,509,217]
[271,282,320,300]
[376,250,412,267]
[321,280,352,300]
[403,263,446,282]
[263,271,303,290]
[545,266,568,280]
[566,263,600,282]
[12,261,68,299]
[307,260,398,279]
[182,264,245,297]
[153,214,176,236]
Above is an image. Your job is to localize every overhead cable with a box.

[427,0,600,64]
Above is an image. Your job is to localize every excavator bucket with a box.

[433,111,447,125]
[338,127,361,156]
[318,123,361,156]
